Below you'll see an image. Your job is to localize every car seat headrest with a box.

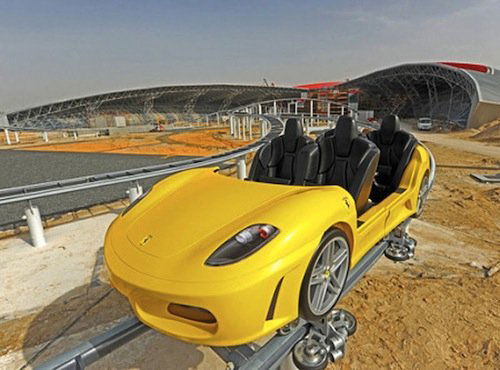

[380,115,401,144]
[283,118,304,152]
[334,115,359,156]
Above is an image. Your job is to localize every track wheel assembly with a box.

[292,309,357,370]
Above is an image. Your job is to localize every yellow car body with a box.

[104,144,431,346]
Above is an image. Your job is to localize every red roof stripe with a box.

[439,62,490,73]
[294,81,342,89]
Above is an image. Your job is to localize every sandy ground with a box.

[0,130,499,369]
[18,128,253,157]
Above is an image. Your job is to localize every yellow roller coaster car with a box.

[104,115,433,346]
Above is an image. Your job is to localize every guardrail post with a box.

[127,182,143,203]
[43,131,49,142]
[237,156,247,180]
[23,202,46,247]
[3,128,11,145]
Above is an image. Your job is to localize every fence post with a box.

[127,182,143,203]
[3,128,11,145]
[237,156,247,180]
[248,116,253,140]
[23,203,46,247]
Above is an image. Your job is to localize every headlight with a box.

[122,189,150,216]
[205,224,279,266]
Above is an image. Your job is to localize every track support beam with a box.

[23,203,46,247]
[237,156,247,180]
[127,182,143,203]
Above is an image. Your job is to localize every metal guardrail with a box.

[0,115,282,206]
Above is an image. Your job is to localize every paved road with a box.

[400,121,500,159]
[413,132,500,159]
[0,150,193,228]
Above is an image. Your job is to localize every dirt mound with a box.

[451,119,500,145]
[472,120,500,142]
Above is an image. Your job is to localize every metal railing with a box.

[0,97,373,247]
[0,116,281,206]
[0,114,282,246]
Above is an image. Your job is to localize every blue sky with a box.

[1,0,499,111]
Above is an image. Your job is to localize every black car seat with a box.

[249,118,319,185]
[367,115,417,202]
[315,116,380,213]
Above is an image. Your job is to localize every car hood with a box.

[109,168,322,282]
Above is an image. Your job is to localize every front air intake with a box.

[168,303,216,324]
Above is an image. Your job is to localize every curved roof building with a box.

[2,62,499,130]
[3,85,300,130]
[338,62,500,128]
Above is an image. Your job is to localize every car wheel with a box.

[413,174,430,218]
[299,229,350,322]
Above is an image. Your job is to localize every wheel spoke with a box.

[327,279,340,294]
[326,242,335,264]
[310,271,324,285]
[312,280,328,310]
[329,272,341,289]
[330,248,348,272]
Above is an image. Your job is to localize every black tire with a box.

[299,229,350,322]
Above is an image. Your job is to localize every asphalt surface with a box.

[0,150,193,228]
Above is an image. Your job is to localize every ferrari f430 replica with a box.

[104,115,434,347]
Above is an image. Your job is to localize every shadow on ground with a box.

[21,273,205,369]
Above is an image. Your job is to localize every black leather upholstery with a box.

[367,115,417,201]
[249,118,319,185]
[315,116,380,213]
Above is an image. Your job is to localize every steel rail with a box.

[0,115,375,206]
[35,235,389,370]
[0,115,282,206]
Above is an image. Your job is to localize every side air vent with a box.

[266,277,284,320]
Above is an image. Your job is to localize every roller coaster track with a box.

[0,115,282,206]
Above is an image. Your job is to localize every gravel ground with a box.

[0,150,192,228]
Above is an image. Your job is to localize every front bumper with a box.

[105,239,309,346]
